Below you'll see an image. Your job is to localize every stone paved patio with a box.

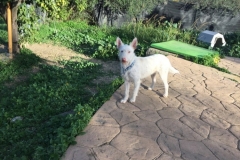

[62,55,240,160]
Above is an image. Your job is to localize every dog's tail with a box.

[169,66,179,74]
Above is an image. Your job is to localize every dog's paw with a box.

[130,98,136,103]
[148,87,152,91]
[163,93,168,98]
[120,99,127,103]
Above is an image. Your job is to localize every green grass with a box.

[26,19,240,60]
[0,48,123,159]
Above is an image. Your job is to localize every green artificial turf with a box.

[151,40,219,58]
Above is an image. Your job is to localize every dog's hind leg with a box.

[159,70,169,97]
[148,72,157,90]
[121,81,130,103]
[130,80,141,103]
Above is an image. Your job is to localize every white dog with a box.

[116,37,179,103]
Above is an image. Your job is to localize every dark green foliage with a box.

[0,52,123,159]
[219,32,240,58]
[17,3,39,43]
[0,48,41,85]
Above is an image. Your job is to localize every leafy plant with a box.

[0,48,41,85]
[0,54,122,159]
[220,32,240,58]
[18,3,39,44]
[36,0,70,20]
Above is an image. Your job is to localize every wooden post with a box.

[7,3,13,59]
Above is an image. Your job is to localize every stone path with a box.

[62,55,240,160]
[218,56,240,77]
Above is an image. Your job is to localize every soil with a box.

[26,43,119,72]
[0,43,121,89]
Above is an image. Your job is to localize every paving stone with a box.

[177,95,206,108]
[201,110,231,129]
[156,153,175,160]
[178,95,207,118]
[111,133,162,160]
[161,87,181,98]
[122,119,161,140]
[157,119,203,141]
[209,127,238,148]
[222,101,240,113]
[238,140,240,150]
[93,144,129,160]
[117,101,141,111]
[204,73,224,84]
[149,87,181,99]
[194,93,225,110]
[170,79,194,90]
[75,125,120,148]
[157,133,181,157]
[110,108,139,126]
[179,104,204,118]
[207,108,240,125]
[192,82,211,95]
[234,101,240,109]
[218,56,240,76]
[188,74,206,82]
[132,91,165,110]
[98,100,118,113]
[61,146,95,160]
[205,79,227,92]
[206,77,239,92]
[173,87,197,96]
[160,96,181,108]
[62,56,240,160]
[212,91,235,104]
[231,92,240,104]
[180,116,210,138]
[134,110,161,122]
[89,111,119,127]
[139,87,162,98]
[229,125,240,139]
[180,140,218,160]
[203,139,240,160]
[111,89,124,101]
[158,107,184,120]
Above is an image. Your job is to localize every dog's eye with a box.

[128,51,130,54]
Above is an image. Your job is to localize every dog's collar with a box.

[122,60,136,75]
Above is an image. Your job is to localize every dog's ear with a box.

[116,37,123,49]
[130,37,138,50]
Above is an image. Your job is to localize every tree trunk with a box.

[11,0,21,54]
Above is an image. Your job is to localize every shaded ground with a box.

[0,43,120,92]
[26,43,120,77]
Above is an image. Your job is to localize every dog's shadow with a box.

[140,83,164,97]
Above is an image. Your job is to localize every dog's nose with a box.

[122,58,127,62]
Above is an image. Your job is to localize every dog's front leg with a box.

[121,81,130,103]
[130,80,141,103]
